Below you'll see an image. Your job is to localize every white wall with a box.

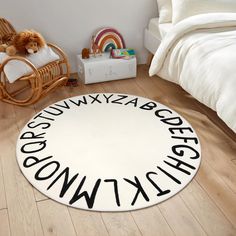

[1,0,158,72]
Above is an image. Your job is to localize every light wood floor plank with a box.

[69,209,109,236]
[0,119,44,236]
[0,157,7,209]
[131,207,174,236]
[195,101,236,142]
[180,180,236,236]
[85,82,106,94]
[135,75,165,100]
[108,78,145,97]
[0,101,15,119]
[0,209,11,236]
[13,103,36,215]
[33,93,56,113]
[33,190,48,202]
[33,86,71,113]
[37,199,76,236]
[13,105,35,130]
[158,195,207,236]
[67,78,90,97]
[102,212,142,236]
[196,160,236,226]
[200,138,236,194]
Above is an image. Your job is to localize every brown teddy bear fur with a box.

[82,48,90,59]
[0,33,16,55]
[0,30,46,56]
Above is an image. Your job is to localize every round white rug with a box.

[16,93,201,211]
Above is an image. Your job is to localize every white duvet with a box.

[149,13,236,133]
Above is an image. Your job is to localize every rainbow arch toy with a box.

[93,27,126,52]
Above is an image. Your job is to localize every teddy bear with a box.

[82,48,90,59]
[0,33,16,56]
[0,30,46,56]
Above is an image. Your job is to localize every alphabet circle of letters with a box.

[16,93,201,211]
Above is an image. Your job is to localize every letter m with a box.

[69,177,101,209]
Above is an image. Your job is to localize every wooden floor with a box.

[0,65,236,236]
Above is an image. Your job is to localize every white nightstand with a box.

[77,53,137,84]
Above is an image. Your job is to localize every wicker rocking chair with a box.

[0,18,70,106]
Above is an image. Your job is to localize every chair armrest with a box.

[47,43,71,75]
[47,43,67,61]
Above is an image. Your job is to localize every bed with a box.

[144,18,173,55]
[146,0,236,133]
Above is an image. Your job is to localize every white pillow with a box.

[157,0,172,23]
[172,0,236,24]
[0,45,60,83]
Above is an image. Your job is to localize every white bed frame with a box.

[144,26,161,66]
